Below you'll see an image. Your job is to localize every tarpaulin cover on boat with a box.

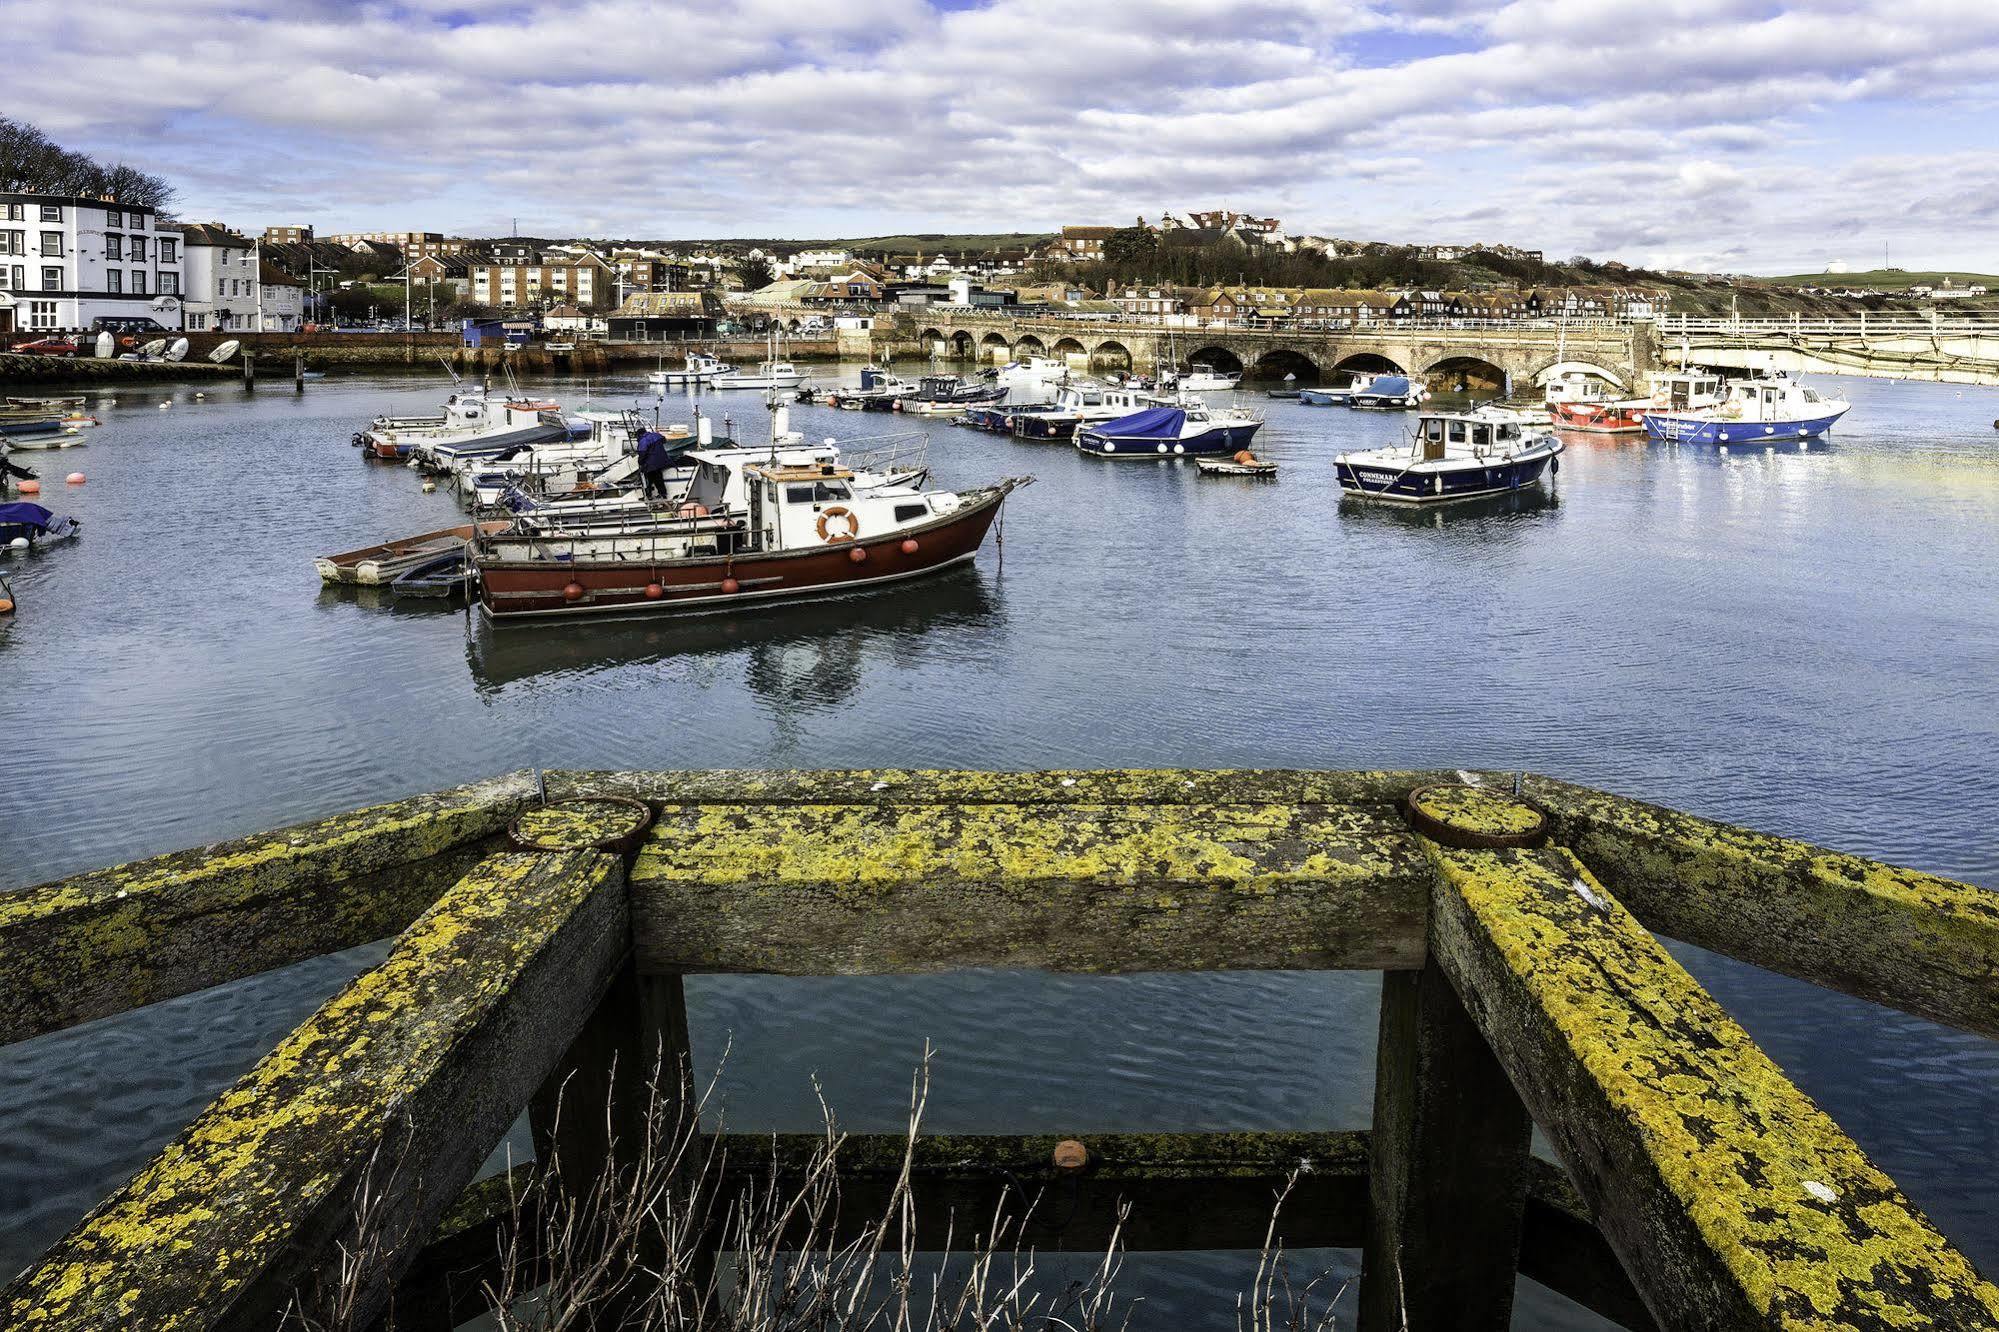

[1360,376,1411,396]
[1089,407,1186,439]
[0,502,53,532]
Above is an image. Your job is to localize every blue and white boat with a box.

[1641,373,1850,446]
[1348,374,1428,411]
[1075,396,1262,459]
[1335,406,1561,503]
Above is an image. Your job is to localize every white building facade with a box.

[176,224,264,332]
[0,193,185,333]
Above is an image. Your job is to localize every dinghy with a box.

[390,548,473,600]
[208,340,241,364]
[314,521,509,585]
[1197,451,1279,477]
[163,338,191,363]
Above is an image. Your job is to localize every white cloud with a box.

[8,0,1999,269]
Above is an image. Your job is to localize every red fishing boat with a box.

[1550,400,1648,433]
[475,449,1027,621]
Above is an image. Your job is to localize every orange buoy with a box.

[720,577,740,595]
[900,538,919,554]
[16,480,40,495]
[848,546,868,564]
[0,598,13,614]
[562,581,585,602]
[644,583,665,599]
[66,472,86,485]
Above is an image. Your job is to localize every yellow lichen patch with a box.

[509,798,651,851]
[626,800,1431,974]
[1426,841,1999,1329]
[1408,784,1546,843]
[1522,775,1999,1040]
[3,848,618,1331]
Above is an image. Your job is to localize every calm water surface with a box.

[3,365,1998,1325]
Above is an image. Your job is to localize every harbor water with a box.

[3,366,1998,1325]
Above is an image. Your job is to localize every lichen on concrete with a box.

[1,847,619,1331]
[1523,775,1999,1039]
[1424,838,1999,1328]
[0,772,537,1045]
[626,798,1430,973]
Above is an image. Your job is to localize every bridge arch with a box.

[1186,346,1245,377]
[980,331,1012,365]
[1014,333,1045,357]
[1424,355,1509,394]
[1052,336,1087,364]
[950,330,975,360]
[1249,348,1320,384]
[1091,339,1133,372]
[1333,351,1406,378]
[919,326,946,349]
[1532,359,1628,390]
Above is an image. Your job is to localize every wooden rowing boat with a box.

[314,520,510,585]
[1196,456,1279,477]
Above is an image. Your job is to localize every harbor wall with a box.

[0,351,232,386]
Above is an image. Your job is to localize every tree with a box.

[735,255,775,290]
[0,115,175,212]
[1102,226,1158,268]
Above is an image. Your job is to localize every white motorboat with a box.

[1641,372,1850,446]
[712,360,808,390]
[1169,360,1242,392]
[1336,406,1561,503]
[647,353,732,389]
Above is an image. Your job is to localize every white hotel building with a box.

[0,192,185,333]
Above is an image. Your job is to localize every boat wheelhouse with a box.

[1075,396,1262,459]
[358,386,573,463]
[1335,406,1562,503]
[1640,373,1850,446]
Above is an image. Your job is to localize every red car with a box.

[10,336,81,357]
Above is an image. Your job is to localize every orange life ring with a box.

[816,506,859,543]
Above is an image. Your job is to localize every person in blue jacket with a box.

[636,427,674,501]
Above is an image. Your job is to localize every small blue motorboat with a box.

[1076,401,1262,460]
[1348,375,1427,411]
[1299,388,1347,406]
[0,501,81,548]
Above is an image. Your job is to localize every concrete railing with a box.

[4,769,1997,1329]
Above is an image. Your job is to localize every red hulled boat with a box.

[1550,400,1647,434]
[475,449,1026,621]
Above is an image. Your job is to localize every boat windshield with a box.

[1422,418,1445,442]
[1496,422,1521,442]
[1447,420,1468,443]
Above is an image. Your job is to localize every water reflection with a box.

[465,566,1002,713]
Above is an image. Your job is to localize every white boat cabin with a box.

[1647,370,1727,411]
[1414,407,1540,460]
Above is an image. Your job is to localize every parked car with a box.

[10,336,82,357]
[88,315,170,336]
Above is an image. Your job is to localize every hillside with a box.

[1758,269,1999,290]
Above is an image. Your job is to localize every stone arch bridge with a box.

[885,313,1653,393]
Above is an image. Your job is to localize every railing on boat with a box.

[2,769,1996,1330]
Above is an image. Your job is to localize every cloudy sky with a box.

[12,0,1999,273]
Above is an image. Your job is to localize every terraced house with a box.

[0,191,183,333]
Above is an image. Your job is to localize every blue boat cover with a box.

[1091,406,1185,439]
[0,502,53,531]
[1359,376,1411,396]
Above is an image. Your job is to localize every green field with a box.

[1758,268,1999,290]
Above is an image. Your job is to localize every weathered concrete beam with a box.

[1527,775,1999,1040]
[0,772,537,1046]
[1426,838,1999,1329]
[1,847,629,1332]
[628,800,1430,973]
[547,766,1456,809]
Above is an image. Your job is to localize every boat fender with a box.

[645,583,664,599]
[562,581,585,602]
[721,577,740,595]
[849,546,868,564]
[901,538,919,554]
[816,506,860,543]
[66,472,85,485]
[0,597,12,614]
[1156,443,1167,454]
[677,503,708,519]
[1551,456,1559,474]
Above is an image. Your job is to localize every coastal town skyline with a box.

[8,0,1999,275]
